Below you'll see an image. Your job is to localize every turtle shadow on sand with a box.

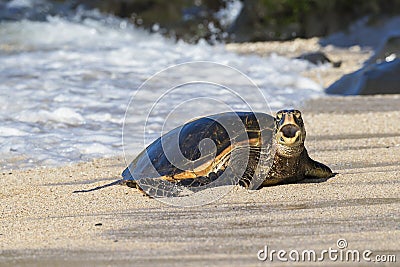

[292,173,338,185]
[73,174,337,198]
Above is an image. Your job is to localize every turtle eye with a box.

[293,110,301,119]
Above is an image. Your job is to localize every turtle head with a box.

[274,109,306,156]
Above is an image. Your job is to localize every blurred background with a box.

[84,0,400,44]
[3,0,400,44]
[1,0,400,169]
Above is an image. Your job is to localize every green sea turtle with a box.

[75,109,333,197]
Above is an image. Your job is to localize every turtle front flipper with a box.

[304,158,334,179]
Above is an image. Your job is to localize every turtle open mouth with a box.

[280,124,300,138]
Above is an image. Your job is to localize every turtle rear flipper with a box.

[305,158,334,179]
[137,178,195,197]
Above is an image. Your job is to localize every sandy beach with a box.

[2,0,400,264]
[1,94,399,266]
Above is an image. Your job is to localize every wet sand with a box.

[1,94,399,266]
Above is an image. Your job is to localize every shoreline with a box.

[226,38,372,88]
[1,94,399,266]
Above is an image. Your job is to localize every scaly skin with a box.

[260,109,333,187]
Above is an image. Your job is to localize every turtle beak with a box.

[277,113,301,145]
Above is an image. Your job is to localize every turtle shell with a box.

[122,112,275,197]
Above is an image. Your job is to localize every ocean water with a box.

[0,1,326,170]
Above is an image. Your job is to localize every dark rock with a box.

[296,52,342,68]
[323,18,400,96]
[367,36,400,64]
[326,59,400,95]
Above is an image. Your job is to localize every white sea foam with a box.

[0,6,326,170]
